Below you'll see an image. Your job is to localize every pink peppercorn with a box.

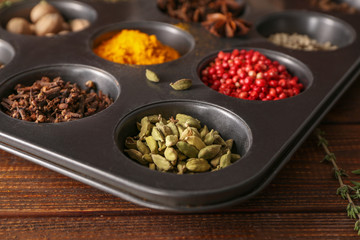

[200,49,304,101]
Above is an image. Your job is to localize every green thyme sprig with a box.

[315,129,360,235]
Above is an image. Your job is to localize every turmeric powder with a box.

[93,29,180,65]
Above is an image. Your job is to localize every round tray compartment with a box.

[0,39,15,67]
[197,47,314,101]
[0,64,120,122]
[116,100,251,165]
[256,10,356,50]
[0,0,97,35]
[91,21,195,65]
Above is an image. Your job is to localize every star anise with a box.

[208,0,246,16]
[157,0,245,22]
[202,12,251,38]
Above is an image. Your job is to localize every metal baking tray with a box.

[0,0,359,212]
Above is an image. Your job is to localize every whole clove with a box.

[0,76,113,123]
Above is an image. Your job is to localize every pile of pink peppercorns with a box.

[200,49,304,101]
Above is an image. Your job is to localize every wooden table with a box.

[0,79,359,240]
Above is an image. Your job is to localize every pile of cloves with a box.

[0,76,113,123]
[6,0,90,36]
[157,0,251,38]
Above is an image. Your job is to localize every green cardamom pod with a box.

[149,163,156,170]
[156,122,173,137]
[200,125,209,140]
[176,141,199,158]
[124,149,147,165]
[164,147,178,161]
[139,116,152,139]
[179,127,200,140]
[231,153,241,162]
[165,135,178,147]
[167,122,179,137]
[125,136,137,149]
[185,136,206,150]
[176,123,185,136]
[151,154,173,171]
[176,149,187,161]
[170,78,192,90]
[220,150,232,169]
[210,156,221,167]
[145,69,160,82]
[136,122,141,131]
[204,129,216,145]
[136,140,150,154]
[145,136,158,154]
[176,114,200,127]
[158,141,167,152]
[151,127,164,142]
[186,158,211,172]
[198,144,221,160]
[147,114,161,123]
[142,153,153,163]
[177,161,187,174]
[214,134,227,146]
[225,139,234,150]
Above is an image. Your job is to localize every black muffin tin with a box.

[0,0,359,212]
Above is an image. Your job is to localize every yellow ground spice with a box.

[93,29,181,65]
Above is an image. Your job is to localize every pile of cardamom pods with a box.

[124,113,241,174]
